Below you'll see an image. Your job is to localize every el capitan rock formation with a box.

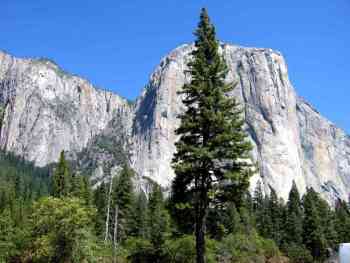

[0,44,349,202]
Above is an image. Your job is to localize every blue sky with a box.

[1,0,349,132]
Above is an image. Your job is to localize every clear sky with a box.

[1,0,349,133]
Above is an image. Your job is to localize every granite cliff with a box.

[0,44,349,202]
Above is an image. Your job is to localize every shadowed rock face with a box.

[0,44,349,202]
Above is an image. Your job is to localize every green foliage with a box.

[0,209,27,262]
[28,197,99,263]
[165,235,217,263]
[165,235,197,263]
[335,199,350,243]
[71,173,93,205]
[94,182,108,237]
[317,195,338,249]
[2,146,348,263]
[112,165,136,242]
[251,182,348,262]
[132,191,148,238]
[171,8,254,262]
[282,243,313,263]
[216,230,279,263]
[147,184,171,255]
[0,151,50,261]
[266,187,285,246]
[0,151,50,211]
[124,237,155,263]
[223,202,242,235]
[285,181,303,246]
[124,235,217,263]
[52,151,71,198]
[302,188,327,260]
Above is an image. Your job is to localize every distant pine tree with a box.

[112,165,135,242]
[335,199,350,243]
[94,182,108,237]
[285,181,303,245]
[302,188,327,259]
[267,187,284,246]
[147,184,170,260]
[71,174,92,205]
[317,196,337,249]
[223,202,241,235]
[52,151,71,198]
[132,191,148,238]
[253,181,267,235]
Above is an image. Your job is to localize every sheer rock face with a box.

[0,51,132,168]
[131,44,350,202]
[0,44,349,202]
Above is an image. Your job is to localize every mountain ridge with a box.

[0,44,349,203]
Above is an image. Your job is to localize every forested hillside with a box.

[1,149,350,262]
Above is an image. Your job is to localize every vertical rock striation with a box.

[0,44,349,202]
[0,51,132,168]
[131,44,350,202]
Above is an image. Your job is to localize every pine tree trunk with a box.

[195,217,206,263]
[195,189,207,263]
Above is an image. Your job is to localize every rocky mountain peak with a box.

[0,44,349,203]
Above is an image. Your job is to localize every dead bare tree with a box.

[113,205,119,263]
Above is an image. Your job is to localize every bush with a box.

[28,197,99,262]
[124,237,156,263]
[165,235,196,262]
[217,230,280,263]
[164,235,217,263]
[124,235,217,263]
[283,243,313,263]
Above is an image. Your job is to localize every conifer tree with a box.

[112,165,135,242]
[335,199,350,243]
[285,181,303,245]
[267,187,284,245]
[132,191,148,238]
[52,151,71,198]
[317,196,337,249]
[302,188,327,259]
[0,209,17,262]
[147,184,170,260]
[223,202,241,235]
[253,181,266,235]
[94,182,108,237]
[71,174,92,205]
[171,8,254,263]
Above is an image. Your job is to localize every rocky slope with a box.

[0,51,133,177]
[0,44,349,202]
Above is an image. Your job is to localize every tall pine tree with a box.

[52,151,71,198]
[171,8,254,263]
[132,191,148,238]
[285,181,303,246]
[112,165,135,242]
[302,188,327,260]
[94,182,108,238]
[147,184,170,261]
[335,199,350,243]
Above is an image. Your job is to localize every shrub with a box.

[28,197,99,262]
[164,235,217,263]
[217,230,280,263]
[124,237,155,263]
[283,243,313,263]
